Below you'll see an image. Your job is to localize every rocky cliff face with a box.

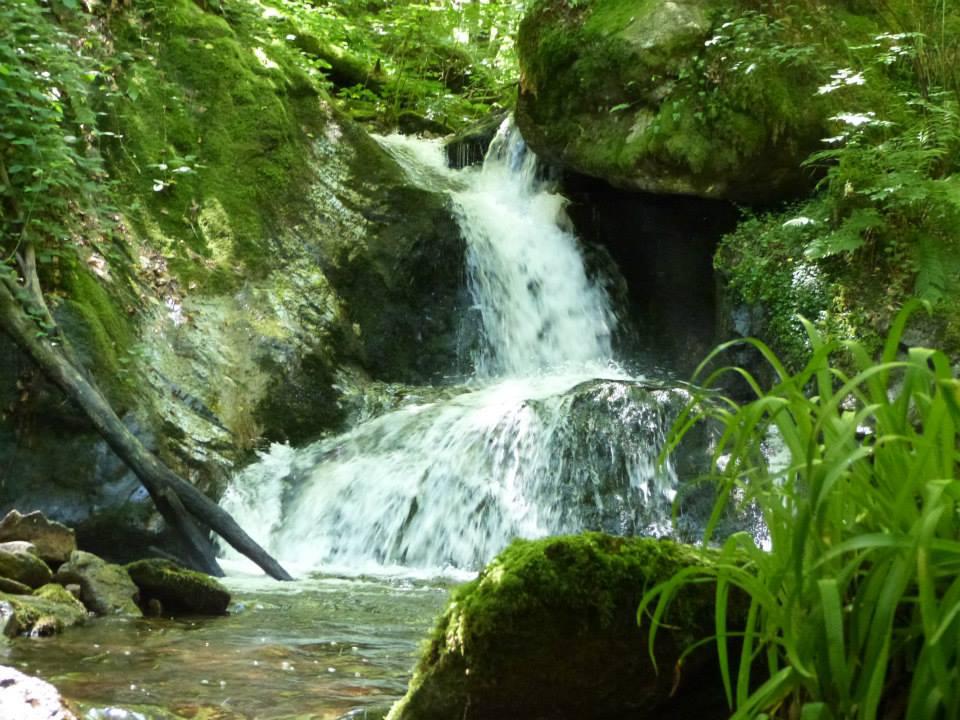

[0,0,470,560]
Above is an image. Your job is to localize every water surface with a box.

[2,573,449,720]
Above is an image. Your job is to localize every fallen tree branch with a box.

[0,273,293,581]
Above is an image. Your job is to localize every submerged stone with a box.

[388,533,730,720]
[0,510,77,566]
[125,559,230,615]
[54,551,141,617]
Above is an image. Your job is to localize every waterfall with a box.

[219,120,707,578]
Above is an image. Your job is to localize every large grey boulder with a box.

[54,551,141,617]
[0,542,53,589]
[0,510,77,565]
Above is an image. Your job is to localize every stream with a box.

[1,121,715,719]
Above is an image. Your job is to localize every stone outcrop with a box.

[515,0,838,203]
[54,551,141,617]
[126,559,231,615]
[388,533,731,720]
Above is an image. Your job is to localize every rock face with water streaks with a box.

[0,0,469,561]
[516,0,837,202]
[388,534,731,720]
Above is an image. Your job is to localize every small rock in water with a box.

[0,664,77,720]
[0,510,77,565]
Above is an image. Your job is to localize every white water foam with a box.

[220,120,692,578]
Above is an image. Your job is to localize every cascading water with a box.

[220,120,708,577]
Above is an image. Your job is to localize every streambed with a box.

[2,573,450,719]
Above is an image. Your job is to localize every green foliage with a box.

[262,0,521,130]
[0,0,106,263]
[642,303,960,718]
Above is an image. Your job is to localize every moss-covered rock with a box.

[515,0,865,203]
[54,551,141,617]
[125,559,230,615]
[0,542,53,589]
[388,534,730,720]
[0,585,88,637]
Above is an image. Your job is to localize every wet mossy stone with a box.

[125,559,230,616]
[388,533,731,720]
[515,0,846,203]
[0,585,88,637]
[0,542,53,589]
[54,551,141,617]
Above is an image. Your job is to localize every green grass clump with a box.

[642,302,960,718]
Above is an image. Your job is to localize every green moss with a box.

[58,267,136,408]
[104,0,325,293]
[125,559,230,615]
[390,534,727,720]
[0,586,87,635]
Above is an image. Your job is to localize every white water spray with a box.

[220,120,701,577]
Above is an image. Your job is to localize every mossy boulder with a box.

[0,584,88,637]
[125,559,230,616]
[54,551,141,617]
[0,542,53,589]
[388,534,730,720]
[515,0,857,202]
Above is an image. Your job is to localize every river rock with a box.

[388,533,731,720]
[0,510,77,565]
[0,542,53,589]
[0,586,87,637]
[515,0,837,203]
[125,559,230,615]
[0,665,77,720]
[54,551,141,617]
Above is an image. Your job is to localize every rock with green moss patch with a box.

[515,0,854,202]
[0,585,88,637]
[388,533,730,720]
[125,559,230,615]
[0,542,53,589]
[54,551,141,617]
